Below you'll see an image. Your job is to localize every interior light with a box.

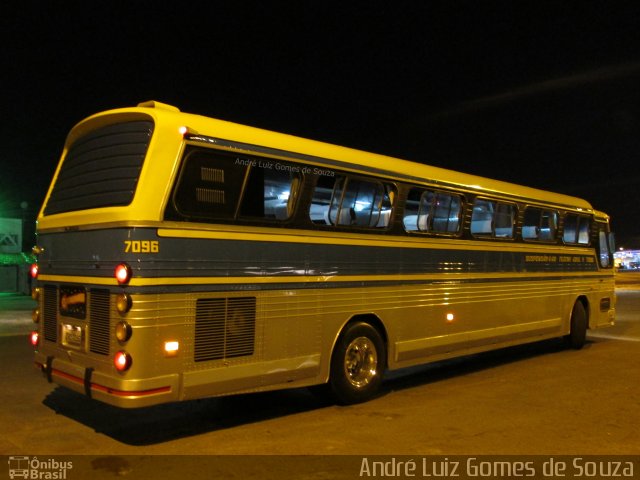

[30,264,39,279]
[114,351,133,372]
[114,263,132,285]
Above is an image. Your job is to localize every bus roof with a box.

[139,101,591,211]
[70,101,594,212]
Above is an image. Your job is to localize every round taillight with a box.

[116,293,133,314]
[115,321,132,343]
[114,263,132,285]
[30,263,39,279]
[30,331,39,347]
[114,351,133,372]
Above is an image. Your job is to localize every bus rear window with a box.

[169,148,301,222]
[44,120,154,215]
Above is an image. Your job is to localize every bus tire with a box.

[328,321,386,405]
[564,300,587,350]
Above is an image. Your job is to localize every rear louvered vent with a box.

[195,297,256,362]
[43,285,58,343]
[89,289,110,355]
[44,120,154,215]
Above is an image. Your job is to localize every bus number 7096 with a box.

[124,240,159,254]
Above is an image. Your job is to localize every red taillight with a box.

[114,263,132,285]
[114,351,133,372]
[30,331,39,347]
[30,263,39,279]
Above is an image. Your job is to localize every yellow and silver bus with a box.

[31,101,616,408]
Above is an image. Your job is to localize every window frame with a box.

[403,187,463,237]
[521,206,560,243]
[469,197,517,240]
[562,213,592,246]
[310,173,395,230]
[167,146,303,225]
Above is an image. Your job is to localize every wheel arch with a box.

[329,313,389,372]
[325,313,389,404]
[575,295,590,329]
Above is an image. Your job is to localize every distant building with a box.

[0,217,22,254]
[0,217,34,293]
[614,249,640,270]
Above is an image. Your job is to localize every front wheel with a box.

[564,300,588,349]
[328,321,386,405]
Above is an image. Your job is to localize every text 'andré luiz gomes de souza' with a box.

[358,456,635,478]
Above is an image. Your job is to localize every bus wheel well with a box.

[564,296,589,349]
[344,314,388,368]
[325,313,388,404]
[576,295,590,327]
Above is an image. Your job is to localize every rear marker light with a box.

[30,264,39,279]
[30,331,39,347]
[32,309,40,323]
[116,293,133,314]
[164,341,180,357]
[115,263,132,285]
[115,321,132,343]
[114,351,133,372]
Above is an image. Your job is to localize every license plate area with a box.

[61,323,85,350]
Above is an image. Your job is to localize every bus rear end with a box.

[31,102,185,407]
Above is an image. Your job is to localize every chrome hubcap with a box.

[344,336,378,389]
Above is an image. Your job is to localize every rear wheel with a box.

[328,322,386,405]
[564,300,588,349]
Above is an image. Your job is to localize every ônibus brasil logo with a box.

[8,457,72,479]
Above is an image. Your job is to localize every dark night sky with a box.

[1,1,639,247]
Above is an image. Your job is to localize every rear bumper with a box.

[34,351,180,408]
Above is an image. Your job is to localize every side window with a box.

[172,150,245,219]
[310,174,394,229]
[431,191,462,233]
[598,228,612,268]
[522,207,558,241]
[471,199,494,236]
[470,199,515,238]
[170,148,301,222]
[403,188,422,230]
[494,203,516,238]
[239,162,301,220]
[403,188,462,234]
[563,214,591,245]
[309,174,335,224]
[578,219,591,244]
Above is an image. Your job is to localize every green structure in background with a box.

[1,217,35,294]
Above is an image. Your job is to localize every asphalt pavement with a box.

[0,293,35,337]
